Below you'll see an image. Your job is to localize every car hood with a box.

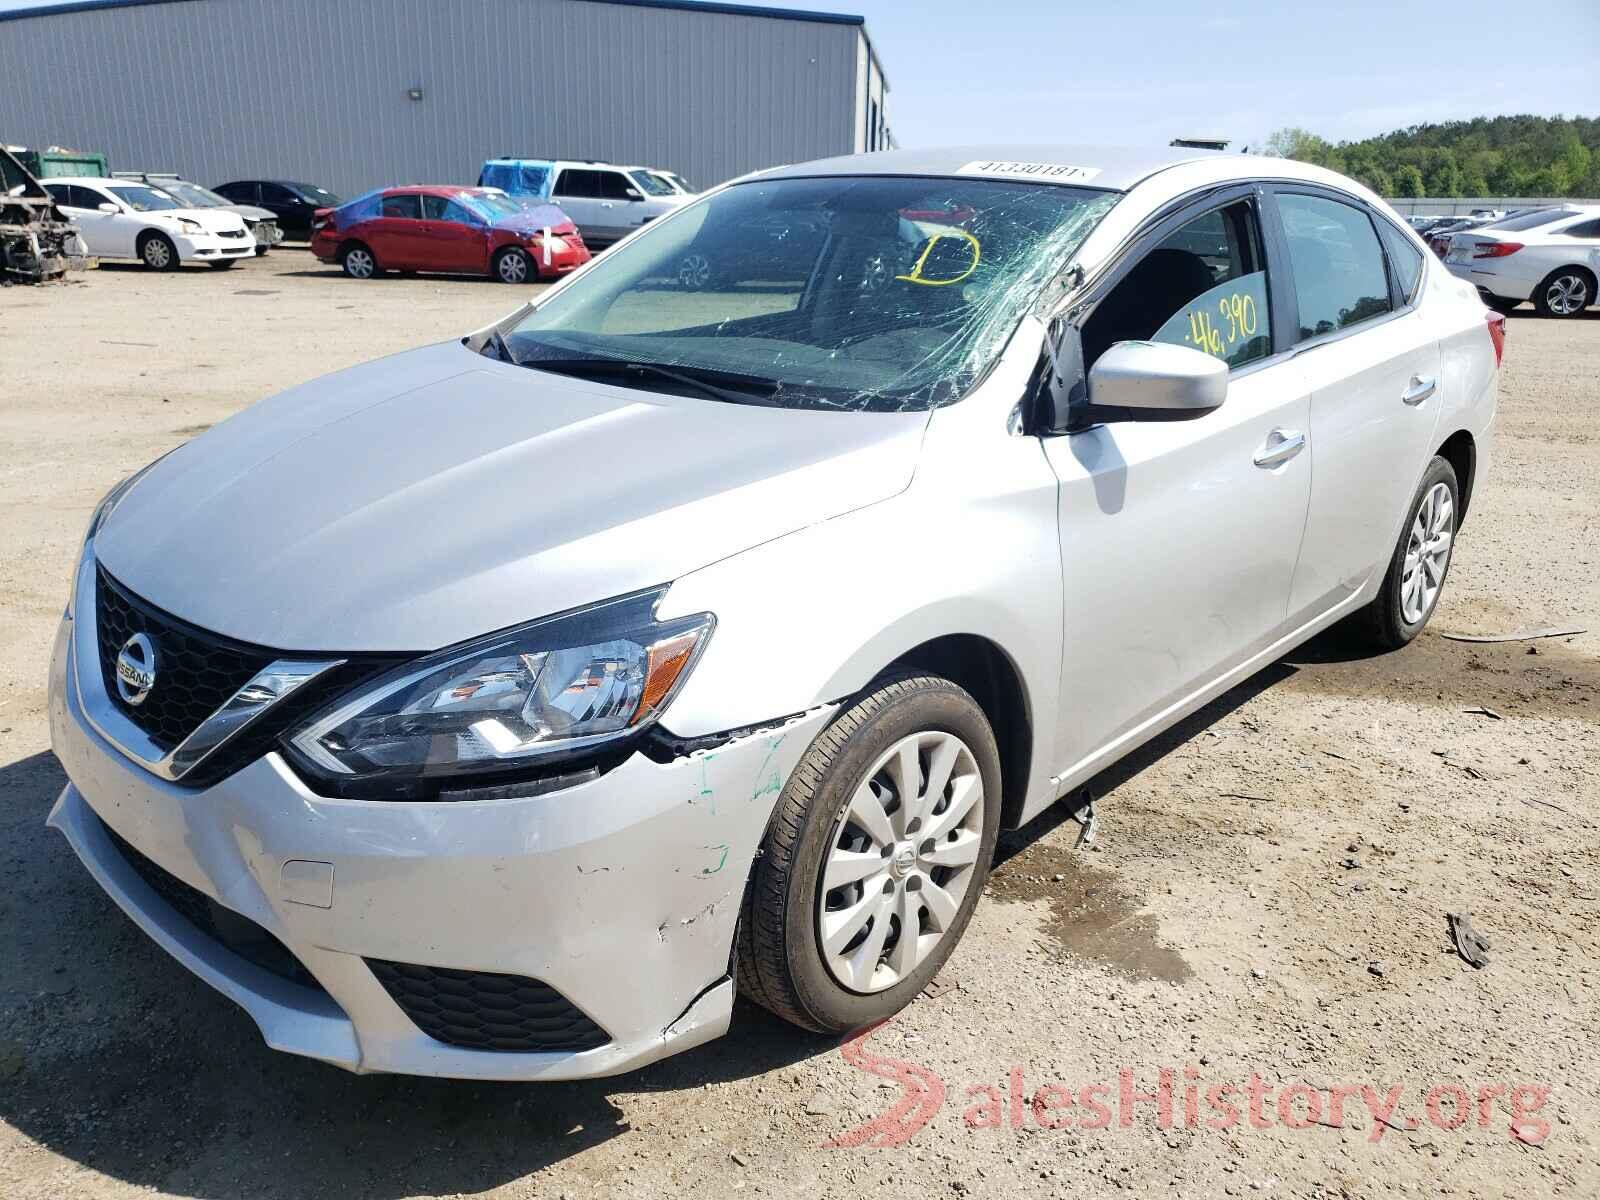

[220,203,277,222]
[152,207,247,234]
[95,341,928,652]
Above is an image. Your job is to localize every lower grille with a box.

[367,959,609,1053]
[100,817,325,994]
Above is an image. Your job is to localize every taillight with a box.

[1473,241,1523,259]
[1485,311,1506,368]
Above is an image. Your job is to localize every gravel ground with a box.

[1,252,1596,1200]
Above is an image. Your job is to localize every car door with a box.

[1040,191,1313,783]
[421,195,488,273]
[259,182,307,236]
[552,169,606,243]
[1271,189,1443,624]
[600,169,649,238]
[55,183,136,258]
[369,192,427,268]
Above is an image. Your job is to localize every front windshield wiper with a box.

[523,356,784,407]
[481,327,518,365]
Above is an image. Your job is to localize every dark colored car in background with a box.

[310,185,589,282]
[213,179,341,239]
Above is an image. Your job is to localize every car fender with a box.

[655,318,1064,816]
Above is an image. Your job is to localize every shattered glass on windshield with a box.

[506,177,1117,411]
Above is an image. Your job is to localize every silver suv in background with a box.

[549,159,690,247]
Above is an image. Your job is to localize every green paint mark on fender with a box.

[750,733,788,801]
[699,844,730,876]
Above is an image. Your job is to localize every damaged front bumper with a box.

[47,609,834,1079]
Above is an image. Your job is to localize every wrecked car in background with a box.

[1,144,85,283]
[114,173,284,254]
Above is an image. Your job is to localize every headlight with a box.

[176,217,203,233]
[284,589,713,790]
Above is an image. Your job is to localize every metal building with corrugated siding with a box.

[0,0,892,197]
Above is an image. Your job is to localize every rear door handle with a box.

[1253,428,1306,468]
[1402,374,1437,405]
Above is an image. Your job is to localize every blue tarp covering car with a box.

[478,159,555,200]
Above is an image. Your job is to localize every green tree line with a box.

[1262,115,1600,198]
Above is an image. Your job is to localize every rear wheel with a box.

[737,673,1001,1033]
[340,243,378,279]
[138,232,178,271]
[1348,455,1459,650]
[494,246,532,284]
[677,251,714,290]
[1533,268,1593,318]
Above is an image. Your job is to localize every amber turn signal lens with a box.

[633,630,704,724]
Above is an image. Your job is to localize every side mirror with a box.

[624,188,643,201]
[98,202,118,213]
[1051,340,1226,431]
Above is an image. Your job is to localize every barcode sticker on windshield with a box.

[956,161,1102,183]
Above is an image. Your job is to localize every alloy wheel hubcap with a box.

[679,253,710,288]
[1547,275,1588,315]
[500,252,527,283]
[347,250,373,278]
[146,240,170,267]
[1401,481,1454,625]
[817,730,985,994]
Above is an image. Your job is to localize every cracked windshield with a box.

[506,177,1116,411]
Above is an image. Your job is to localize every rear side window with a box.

[1562,218,1600,239]
[1278,194,1392,341]
[216,182,256,203]
[380,193,422,219]
[1376,221,1425,303]
[1490,208,1573,232]
[555,169,599,198]
[44,183,71,205]
[1082,199,1272,371]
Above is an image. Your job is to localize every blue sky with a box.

[763,0,1600,149]
[3,0,1596,149]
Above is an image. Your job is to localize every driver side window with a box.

[1082,200,1273,372]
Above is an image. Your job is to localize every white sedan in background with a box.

[1445,205,1600,317]
[43,176,255,270]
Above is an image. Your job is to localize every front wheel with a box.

[1348,455,1459,650]
[139,233,179,271]
[738,673,1001,1033]
[494,246,532,284]
[1533,268,1593,318]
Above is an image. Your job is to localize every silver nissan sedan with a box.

[49,145,1501,1080]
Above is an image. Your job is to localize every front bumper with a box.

[173,229,256,261]
[48,568,833,1079]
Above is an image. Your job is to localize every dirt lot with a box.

[1,252,1596,1200]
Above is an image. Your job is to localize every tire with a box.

[1348,455,1460,651]
[138,232,179,272]
[209,259,238,270]
[494,246,532,285]
[254,246,270,257]
[1532,267,1593,318]
[737,673,1002,1033]
[340,242,378,280]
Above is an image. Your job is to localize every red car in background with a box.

[311,185,589,282]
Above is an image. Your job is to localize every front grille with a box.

[100,817,325,993]
[95,566,273,752]
[218,229,247,239]
[367,959,609,1053]
[91,567,402,787]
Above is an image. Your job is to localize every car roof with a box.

[753,144,1254,192]
[384,185,495,197]
[43,176,128,186]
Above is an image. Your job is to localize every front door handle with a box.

[1402,374,1437,406]
[1253,428,1306,468]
